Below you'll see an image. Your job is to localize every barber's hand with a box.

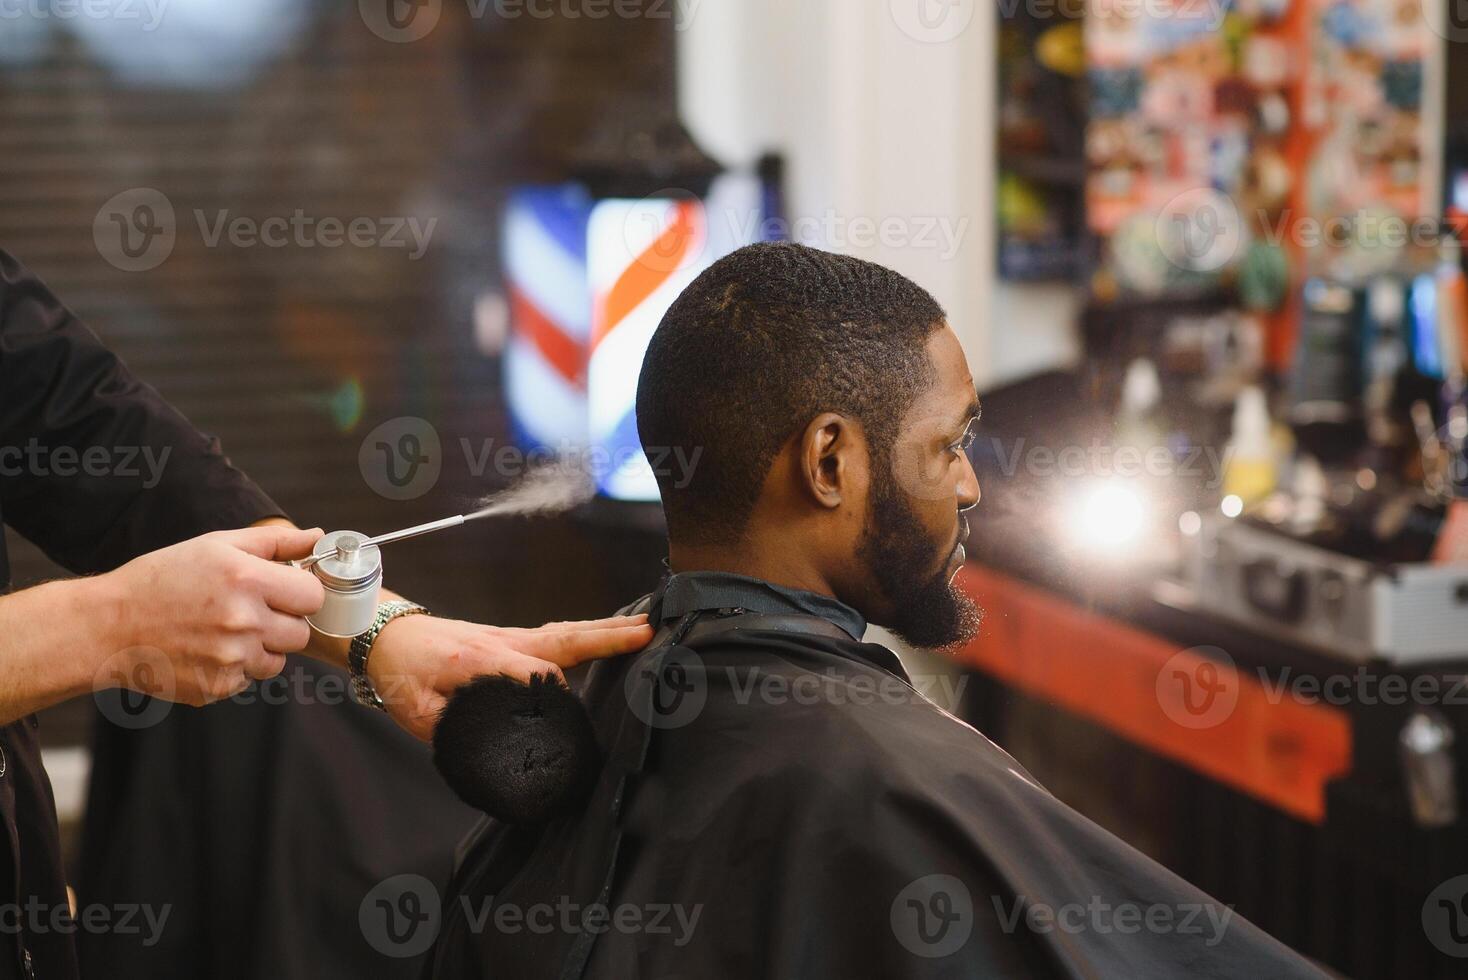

[98,526,326,705]
[365,614,655,741]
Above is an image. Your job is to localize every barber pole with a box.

[587,196,710,500]
[503,185,596,450]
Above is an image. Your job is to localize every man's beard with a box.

[855,466,981,650]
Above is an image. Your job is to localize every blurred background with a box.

[3,0,1468,977]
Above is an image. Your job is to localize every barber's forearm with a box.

[296,584,408,668]
[0,574,126,725]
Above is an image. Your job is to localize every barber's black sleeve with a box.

[0,249,290,980]
[0,248,284,573]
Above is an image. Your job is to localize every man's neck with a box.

[667,538,838,601]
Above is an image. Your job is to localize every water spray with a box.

[301,461,594,637]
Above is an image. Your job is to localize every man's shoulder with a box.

[589,604,1044,812]
[614,594,653,617]
[641,631,1039,807]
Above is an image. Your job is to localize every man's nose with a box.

[957,454,980,511]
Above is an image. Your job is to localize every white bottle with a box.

[304,530,383,637]
[1222,385,1278,507]
[1116,358,1163,451]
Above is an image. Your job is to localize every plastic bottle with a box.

[1116,358,1164,451]
[1222,385,1278,507]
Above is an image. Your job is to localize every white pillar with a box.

[677,0,1001,383]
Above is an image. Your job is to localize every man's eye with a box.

[948,427,977,456]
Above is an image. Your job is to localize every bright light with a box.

[1220,494,1244,518]
[1070,482,1146,551]
[1178,511,1202,536]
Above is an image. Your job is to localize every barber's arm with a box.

[253,516,652,740]
[0,249,651,732]
[0,524,326,725]
[0,250,318,725]
[313,610,653,741]
[0,515,651,731]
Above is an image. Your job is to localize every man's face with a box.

[854,326,982,648]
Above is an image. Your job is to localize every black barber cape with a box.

[426,571,1325,979]
[0,250,283,979]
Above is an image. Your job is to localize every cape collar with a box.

[650,569,868,642]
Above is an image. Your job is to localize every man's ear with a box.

[797,412,861,510]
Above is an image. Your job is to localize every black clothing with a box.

[653,569,867,640]
[426,571,1326,979]
[0,250,282,979]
